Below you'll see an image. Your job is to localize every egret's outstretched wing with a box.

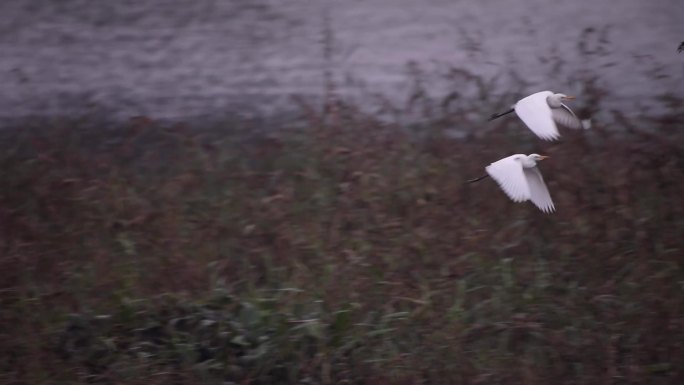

[523,167,555,213]
[485,155,530,202]
[514,91,560,141]
[552,104,589,130]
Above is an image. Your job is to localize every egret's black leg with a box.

[466,174,489,184]
[487,108,514,121]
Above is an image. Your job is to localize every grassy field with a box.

[1,87,683,384]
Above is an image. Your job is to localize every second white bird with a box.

[484,153,555,213]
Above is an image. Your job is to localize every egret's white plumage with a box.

[484,153,555,213]
[490,91,590,141]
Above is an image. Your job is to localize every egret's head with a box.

[530,154,549,162]
[548,93,575,107]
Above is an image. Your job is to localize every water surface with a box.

[0,0,681,125]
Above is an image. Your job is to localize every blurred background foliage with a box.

[1,15,683,382]
[1,65,682,383]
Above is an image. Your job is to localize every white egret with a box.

[488,91,590,141]
[468,153,555,213]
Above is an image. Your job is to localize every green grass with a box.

[1,95,683,384]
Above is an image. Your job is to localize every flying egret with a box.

[468,153,555,213]
[488,91,590,141]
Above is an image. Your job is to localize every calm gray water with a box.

[0,0,682,125]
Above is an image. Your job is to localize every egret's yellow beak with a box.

[563,95,576,100]
[539,155,550,160]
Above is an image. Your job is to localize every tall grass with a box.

[1,75,683,384]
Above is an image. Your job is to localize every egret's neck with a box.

[521,157,537,168]
[546,94,563,108]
